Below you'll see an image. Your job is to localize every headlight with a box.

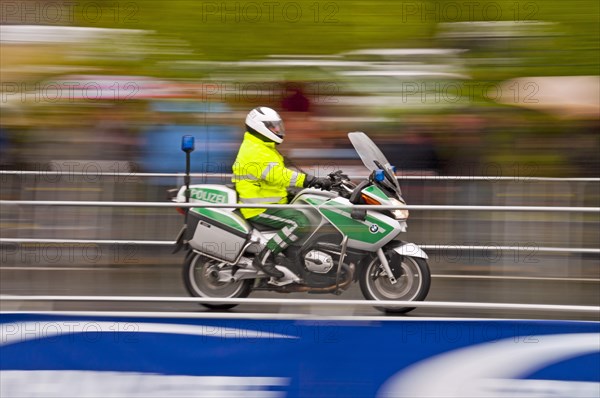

[390,198,409,220]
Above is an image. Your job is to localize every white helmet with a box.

[245,107,285,144]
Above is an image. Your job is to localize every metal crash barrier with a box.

[2,199,599,257]
[1,172,599,300]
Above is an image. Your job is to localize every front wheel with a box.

[183,252,253,309]
[359,255,430,314]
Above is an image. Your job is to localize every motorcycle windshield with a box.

[348,131,402,194]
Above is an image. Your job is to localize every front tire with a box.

[183,252,253,310]
[359,255,430,314]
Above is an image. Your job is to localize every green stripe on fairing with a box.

[320,201,395,244]
[323,200,390,225]
[192,208,249,233]
[363,185,389,201]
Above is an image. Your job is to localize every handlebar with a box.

[328,170,356,198]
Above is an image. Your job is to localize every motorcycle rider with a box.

[232,107,331,278]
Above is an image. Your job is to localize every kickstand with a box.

[335,235,348,294]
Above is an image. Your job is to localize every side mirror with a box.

[181,135,195,153]
[349,180,370,204]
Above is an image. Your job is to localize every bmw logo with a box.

[369,224,379,233]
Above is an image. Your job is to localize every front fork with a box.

[376,248,397,284]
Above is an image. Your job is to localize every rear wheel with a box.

[183,252,253,309]
[359,255,430,314]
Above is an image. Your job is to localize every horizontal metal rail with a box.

[419,244,600,254]
[0,238,174,246]
[2,200,599,213]
[433,275,600,283]
[1,170,599,182]
[1,238,598,254]
[1,295,598,313]
[0,311,582,323]
[6,311,593,322]
[0,265,597,282]
[1,265,597,282]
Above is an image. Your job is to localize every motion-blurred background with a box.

[1,0,598,314]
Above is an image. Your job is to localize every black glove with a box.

[329,170,349,184]
[304,175,332,190]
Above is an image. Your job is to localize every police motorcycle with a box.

[172,132,430,313]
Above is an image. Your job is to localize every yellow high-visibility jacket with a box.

[232,132,307,218]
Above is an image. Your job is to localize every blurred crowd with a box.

[1,81,598,178]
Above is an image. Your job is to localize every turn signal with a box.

[361,194,381,206]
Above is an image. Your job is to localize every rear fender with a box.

[172,225,188,254]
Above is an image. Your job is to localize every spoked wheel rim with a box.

[188,255,247,298]
[365,256,423,301]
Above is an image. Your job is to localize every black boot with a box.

[253,248,284,278]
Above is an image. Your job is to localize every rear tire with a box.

[359,255,430,314]
[183,252,253,310]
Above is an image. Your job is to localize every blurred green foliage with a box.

[71,0,599,78]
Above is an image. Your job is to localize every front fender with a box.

[386,240,428,259]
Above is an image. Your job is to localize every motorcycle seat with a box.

[248,220,278,233]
